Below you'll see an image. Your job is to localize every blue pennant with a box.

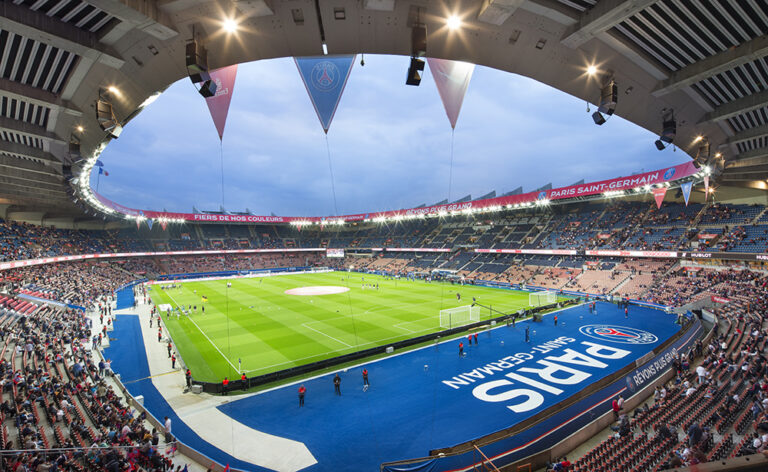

[680,181,693,206]
[295,55,355,133]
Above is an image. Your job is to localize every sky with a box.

[94,54,688,217]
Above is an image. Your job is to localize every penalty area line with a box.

[164,291,241,374]
[302,322,353,348]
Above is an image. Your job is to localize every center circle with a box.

[284,286,350,296]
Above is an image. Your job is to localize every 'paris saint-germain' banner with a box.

[295,55,356,133]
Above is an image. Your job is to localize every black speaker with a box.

[592,111,606,125]
[654,139,666,150]
[660,119,676,143]
[406,57,425,86]
[96,99,123,137]
[598,81,617,115]
[186,41,209,84]
[198,79,217,98]
[411,25,427,57]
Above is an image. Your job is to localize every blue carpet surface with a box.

[104,314,267,472]
[115,287,135,310]
[219,302,681,471]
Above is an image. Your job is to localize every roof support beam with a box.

[0,1,124,68]
[561,0,659,48]
[88,0,178,42]
[725,124,768,146]
[0,181,68,198]
[725,147,768,170]
[0,115,65,144]
[0,78,82,119]
[477,0,525,26]
[0,140,61,164]
[699,89,768,124]
[653,35,768,97]
[0,172,65,191]
[0,153,62,177]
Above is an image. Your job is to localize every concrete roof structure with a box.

[1,0,767,223]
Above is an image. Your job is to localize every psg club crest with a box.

[311,61,340,92]
[663,167,676,180]
[537,191,547,200]
[579,325,658,345]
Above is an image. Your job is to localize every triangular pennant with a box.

[136,219,141,230]
[160,220,167,231]
[427,58,475,129]
[704,176,710,201]
[652,187,667,209]
[295,56,355,133]
[147,219,154,231]
[680,181,693,206]
[205,65,238,140]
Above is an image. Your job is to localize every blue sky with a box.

[94,55,687,217]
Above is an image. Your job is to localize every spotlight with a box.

[446,14,461,30]
[586,65,597,76]
[76,125,84,133]
[360,54,365,67]
[406,57,425,86]
[222,18,238,33]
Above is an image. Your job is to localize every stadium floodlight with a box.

[446,14,462,30]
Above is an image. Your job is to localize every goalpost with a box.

[529,290,557,307]
[440,304,480,329]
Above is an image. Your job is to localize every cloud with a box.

[96,55,687,216]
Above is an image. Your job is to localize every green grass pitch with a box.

[149,271,553,383]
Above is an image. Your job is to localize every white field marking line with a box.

[241,301,586,374]
[301,322,353,348]
[164,290,240,373]
[240,302,587,395]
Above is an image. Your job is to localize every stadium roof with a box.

[0,0,767,222]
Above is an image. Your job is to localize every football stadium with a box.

[2,1,768,472]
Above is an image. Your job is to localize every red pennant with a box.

[205,65,238,140]
[160,220,167,231]
[428,58,475,129]
[136,219,141,230]
[652,187,667,209]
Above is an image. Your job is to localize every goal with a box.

[529,291,557,307]
[440,304,480,329]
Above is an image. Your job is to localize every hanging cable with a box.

[447,128,455,202]
[325,134,339,216]
[220,140,226,208]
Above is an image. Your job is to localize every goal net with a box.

[529,291,557,307]
[440,305,480,329]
